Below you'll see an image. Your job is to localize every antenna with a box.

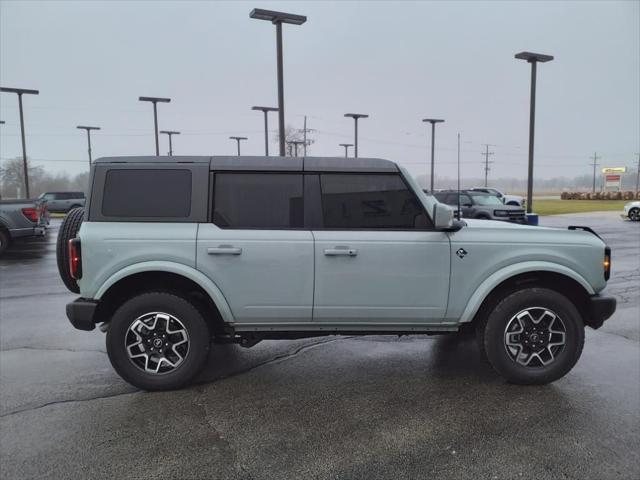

[457,133,461,220]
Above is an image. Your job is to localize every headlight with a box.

[493,210,509,217]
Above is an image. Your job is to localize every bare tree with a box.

[0,157,44,198]
[273,124,315,156]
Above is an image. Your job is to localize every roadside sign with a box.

[601,167,627,174]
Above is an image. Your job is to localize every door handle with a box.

[324,248,357,257]
[207,246,242,255]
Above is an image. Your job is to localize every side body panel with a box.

[78,222,198,297]
[196,225,314,324]
[312,230,451,325]
[446,222,606,322]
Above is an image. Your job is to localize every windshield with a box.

[470,194,504,206]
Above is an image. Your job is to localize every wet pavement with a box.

[1,212,638,479]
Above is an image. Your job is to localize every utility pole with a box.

[1,87,39,198]
[303,116,307,156]
[76,126,101,166]
[589,152,601,194]
[160,130,180,156]
[339,143,353,158]
[229,136,248,156]
[481,144,495,187]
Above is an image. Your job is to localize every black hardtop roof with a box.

[93,156,398,173]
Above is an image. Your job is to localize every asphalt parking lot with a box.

[1,212,638,480]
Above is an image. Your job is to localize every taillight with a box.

[68,238,82,280]
[21,207,39,223]
[604,247,611,281]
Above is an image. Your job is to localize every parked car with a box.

[0,199,48,255]
[38,191,85,213]
[469,187,525,207]
[621,200,640,221]
[58,156,615,391]
[433,189,526,223]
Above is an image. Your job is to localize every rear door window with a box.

[213,173,303,229]
[102,169,192,217]
[318,173,431,229]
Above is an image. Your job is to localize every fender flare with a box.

[458,261,595,323]
[94,261,235,324]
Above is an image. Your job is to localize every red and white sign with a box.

[605,174,622,190]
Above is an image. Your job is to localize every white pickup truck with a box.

[470,187,525,207]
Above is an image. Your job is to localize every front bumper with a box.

[66,298,99,331]
[586,295,617,329]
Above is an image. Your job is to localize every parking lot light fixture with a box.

[289,140,304,157]
[422,118,445,192]
[0,87,39,198]
[250,8,307,157]
[229,136,248,156]
[76,126,101,166]
[339,143,353,158]
[344,113,368,158]
[138,96,171,156]
[515,51,554,214]
[160,130,180,156]
[251,106,279,155]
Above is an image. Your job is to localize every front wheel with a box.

[106,292,210,391]
[629,208,640,221]
[477,288,584,385]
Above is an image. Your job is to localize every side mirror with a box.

[432,203,455,230]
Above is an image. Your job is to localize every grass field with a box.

[533,200,627,216]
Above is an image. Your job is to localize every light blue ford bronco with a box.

[57,156,616,390]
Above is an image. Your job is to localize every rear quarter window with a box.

[102,169,192,217]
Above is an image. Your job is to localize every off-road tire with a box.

[56,207,84,293]
[106,292,210,391]
[476,287,585,385]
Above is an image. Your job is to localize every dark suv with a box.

[433,190,526,223]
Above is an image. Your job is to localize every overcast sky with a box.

[1,0,638,182]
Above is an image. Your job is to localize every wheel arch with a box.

[460,263,595,326]
[93,262,235,329]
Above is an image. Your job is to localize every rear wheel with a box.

[629,208,640,221]
[106,292,210,391]
[477,288,584,385]
[56,207,84,293]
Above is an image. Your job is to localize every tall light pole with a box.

[344,113,368,158]
[160,130,180,156]
[76,126,101,166]
[250,9,307,157]
[229,136,248,156]
[138,96,171,155]
[339,143,353,158]
[515,51,554,214]
[422,118,444,192]
[251,106,278,155]
[1,87,39,198]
